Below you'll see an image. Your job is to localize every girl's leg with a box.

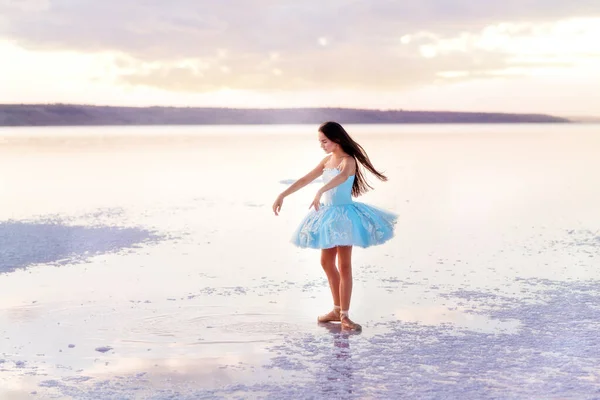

[337,245,362,331]
[318,247,341,322]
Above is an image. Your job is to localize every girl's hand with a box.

[309,192,322,211]
[272,194,284,216]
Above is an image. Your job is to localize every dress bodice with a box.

[321,168,354,206]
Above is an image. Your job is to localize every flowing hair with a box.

[319,121,387,197]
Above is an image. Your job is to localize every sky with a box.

[1,0,599,116]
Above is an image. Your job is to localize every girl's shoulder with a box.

[340,155,356,168]
[320,154,334,167]
[342,155,356,175]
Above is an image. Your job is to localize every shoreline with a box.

[0,104,572,126]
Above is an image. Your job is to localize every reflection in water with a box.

[0,354,269,399]
[257,279,600,399]
[1,126,599,399]
[393,304,521,334]
[317,322,358,398]
[0,219,165,273]
[3,279,600,398]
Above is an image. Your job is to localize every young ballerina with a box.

[272,121,397,331]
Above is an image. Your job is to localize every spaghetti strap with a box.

[324,155,348,171]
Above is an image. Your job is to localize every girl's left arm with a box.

[310,159,355,211]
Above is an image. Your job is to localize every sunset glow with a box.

[1,1,599,116]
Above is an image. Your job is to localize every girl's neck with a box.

[331,150,347,159]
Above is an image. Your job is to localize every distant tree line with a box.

[0,104,571,126]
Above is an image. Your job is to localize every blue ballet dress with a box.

[291,168,397,249]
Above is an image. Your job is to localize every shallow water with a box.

[1,124,599,399]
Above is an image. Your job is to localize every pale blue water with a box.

[0,124,599,399]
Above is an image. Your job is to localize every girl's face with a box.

[318,131,337,153]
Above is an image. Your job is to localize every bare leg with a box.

[318,247,341,322]
[337,246,361,331]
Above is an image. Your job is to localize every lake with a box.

[1,123,599,399]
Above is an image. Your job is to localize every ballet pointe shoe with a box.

[317,307,341,323]
[340,311,362,332]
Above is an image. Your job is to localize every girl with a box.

[272,121,397,331]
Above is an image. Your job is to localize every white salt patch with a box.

[63,376,93,383]
[39,380,61,388]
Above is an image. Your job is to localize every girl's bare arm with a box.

[278,157,328,198]
[316,158,356,195]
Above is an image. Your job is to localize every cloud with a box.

[2,0,599,56]
[1,1,599,93]
[113,45,518,92]
[111,17,598,92]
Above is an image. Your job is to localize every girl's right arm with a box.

[273,157,328,215]
[279,157,328,198]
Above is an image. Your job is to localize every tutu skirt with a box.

[291,202,397,249]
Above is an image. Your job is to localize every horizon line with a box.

[0,102,591,118]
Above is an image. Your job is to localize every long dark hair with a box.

[319,121,387,197]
